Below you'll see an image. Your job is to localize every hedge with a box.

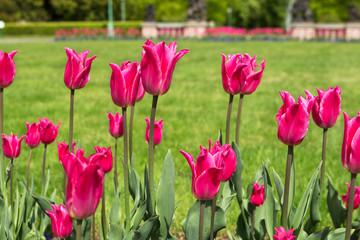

[2,21,142,36]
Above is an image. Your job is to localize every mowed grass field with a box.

[1,39,360,233]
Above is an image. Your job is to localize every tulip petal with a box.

[0,52,16,88]
[318,87,341,128]
[194,167,222,200]
[229,63,247,94]
[141,45,162,95]
[349,127,360,173]
[110,63,127,107]
[221,54,231,94]
[240,60,266,95]
[73,55,97,89]
[195,150,216,176]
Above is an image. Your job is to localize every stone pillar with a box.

[346,23,360,41]
[184,21,208,38]
[291,22,316,40]
[141,22,158,39]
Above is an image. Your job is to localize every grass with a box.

[1,39,359,234]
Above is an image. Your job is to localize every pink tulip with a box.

[208,140,236,181]
[109,61,140,108]
[64,47,97,90]
[56,140,76,163]
[180,145,225,200]
[276,91,313,146]
[25,122,40,149]
[145,118,163,145]
[62,148,104,219]
[136,78,145,102]
[106,112,123,139]
[305,86,341,129]
[0,50,18,88]
[273,227,296,240]
[342,182,360,210]
[250,183,265,206]
[88,146,113,174]
[221,53,266,95]
[341,112,360,173]
[38,118,61,145]
[140,39,189,96]
[45,204,73,239]
[2,134,24,159]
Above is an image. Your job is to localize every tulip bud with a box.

[106,112,123,139]
[2,133,24,159]
[273,227,296,240]
[0,50,18,88]
[145,118,163,146]
[342,182,360,210]
[25,122,40,149]
[250,183,265,207]
[38,118,61,145]
[45,204,73,239]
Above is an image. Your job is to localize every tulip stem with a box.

[199,200,205,240]
[319,128,328,192]
[122,107,130,233]
[129,104,135,162]
[0,88,4,188]
[41,144,47,194]
[345,173,357,240]
[101,180,107,237]
[65,89,75,196]
[114,137,118,190]
[235,94,244,146]
[26,148,32,191]
[210,195,217,240]
[225,94,234,144]
[92,215,95,240]
[10,158,13,210]
[281,145,293,230]
[149,95,158,212]
[251,207,256,237]
[76,219,82,240]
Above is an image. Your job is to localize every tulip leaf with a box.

[288,157,295,222]
[290,163,320,235]
[264,186,276,240]
[306,227,331,240]
[129,155,142,209]
[110,190,121,225]
[326,176,346,228]
[182,200,226,240]
[217,130,223,145]
[144,166,153,219]
[131,200,146,230]
[272,168,284,205]
[32,195,53,213]
[219,180,236,213]
[82,217,92,240]
[125,216,159,240]
[156,150,175,239]
[231,142,243,205]
[108,223,124,240]
[304,178,321,233]
[326,228,347,240]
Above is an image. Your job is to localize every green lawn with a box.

[1,39,359,234]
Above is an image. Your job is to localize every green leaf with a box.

[272,168,284,206]
[82,217,92,240]
[156,150,175,239]
[304,178,321,233]
[219,180,236,213]
[327,228,347,240]
[288,157,295,221]
[125,216,159,240]
[217,130,223,145]
[264,186,275,240]
[108,223,124,240]
[129,156,142,209]
[307,227,331,240]
[182,200,226,240]
[327,176,346,228]
[231,142,243,205]
[110,190,121,225]
[131,200,146,230]
[144,166,153,219]
[32,195,53,213]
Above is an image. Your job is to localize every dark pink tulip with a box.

[276,91,313,146]
[273,227,296,240]
[180,146,224,200]
[64,47,97,90]
[45,204,73,239]
[305,86,341,129]
[140,39,189,96]
[341,112,360,173]
[106,112,123,139]
[38,118,61,145]
[342,182,360,210]
[88,146,113,174]
[250,183,265,207]
[25,122,40,149]
[136,78,145,102]
[0,50,18,88]
[109,61,140,108]
[145,118,163,145]
[208,140,236,181]
[221,53,266,95]
[56,140,76,163]
[2,134,24,159]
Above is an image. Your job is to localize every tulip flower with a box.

[208,140,236,181]
[64,47,97,90]
[45,204,73,239]
[0,50,18,88]
[106,112,123,139]
[109,61,141,108]
[89,146,113,174]
[145,118,163,146]
[342,112,360,174]
[140,39,189,96]
[2,133,24,159]
[250,183,265,206]
[56,140,76,163]
[38,118,61,145]
[342,182,360,210]
[276,91,313,146]
[305,86,341,129]
[273,227,296,240]
[25,122,40,149]
[180,147,224,200]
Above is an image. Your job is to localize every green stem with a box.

[281,145,293,230]
[26,148,32,191]
[10,158,13,210]
[92,215,95,240]
[42,144,47,193]
[101,179,107,237]
[129,104,135,162]
[235,94,244,146]
[122,107,130,233]
[114,137,118,190]
[148,95,158,212]
[0,88,4,188]
[225,94,234,144]
[65,89,75,196]
[199,200,205,240]
[319,128,328,191]
[76,219,82,240]
[210,195,217,240]
[251,207,256,237]
[345,173,357,240]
